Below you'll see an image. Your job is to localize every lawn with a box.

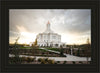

[45,48,61,52]
[39,48,48,52]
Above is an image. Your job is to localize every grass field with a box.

[39,48,48,52]
[19,47,61,53]
[45,48,61,52]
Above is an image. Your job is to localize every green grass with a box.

[39,48,48,52]
[46,48,61,52]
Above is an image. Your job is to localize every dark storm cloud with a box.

[63,10,91,34]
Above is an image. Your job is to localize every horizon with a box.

[9,42,91,46]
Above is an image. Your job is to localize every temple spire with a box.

[44,21,53,33]
[47,21,50,31]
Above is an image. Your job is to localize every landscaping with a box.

[9,56,91,64]
[45,48,61,52]
[9,44,91,64]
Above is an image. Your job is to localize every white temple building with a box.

[36,21,66,48]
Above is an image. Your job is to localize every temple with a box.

[36,21,66,48]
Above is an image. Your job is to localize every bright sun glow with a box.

[61,33,90,45]
[9,31,90,45]
[19,32,37,44]
[10,32,37,44]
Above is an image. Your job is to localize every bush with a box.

[38,58,55,64]
[79,61,82,64]
[38,58,44,62]
[63,61,66,64]
[72,61,76,64]
[38,58,40,62]
[26,57,34,62]
[45,58,49,62]
[57,61,60,63]
[40,59,46,64]
[48,59,55,64]
[62,55,66,57]
[21,57,26,61]
[9,57,15,64]
[9,57,22,64]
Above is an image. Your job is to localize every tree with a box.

[77,49,80,56]
[14,37,20,57]
[60,46,64,56]
[13,37,21,64]
[31,38,38,56]
[34,38,37,46]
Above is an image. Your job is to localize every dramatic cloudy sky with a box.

[9,9,91,45]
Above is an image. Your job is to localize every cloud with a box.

[50,9,91,35]
[9,9,91,44]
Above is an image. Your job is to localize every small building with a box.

[36,21,66,48]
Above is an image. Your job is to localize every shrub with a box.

[57,61,60,64]
[79,61,82,64]
[45,58,49,62]
[73,61,76,64]
[62,55,66,57]
[9,57,15,64]
[38,58,43,62]
[40,59,46,64]
[26,57,34,63]
[38,58,41,62]
[38,58,55,64]
[9,57,22,64]
[48,59,55,64]
[90,61,92,64]
[21,57,26,61]
[63,61,66,64]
